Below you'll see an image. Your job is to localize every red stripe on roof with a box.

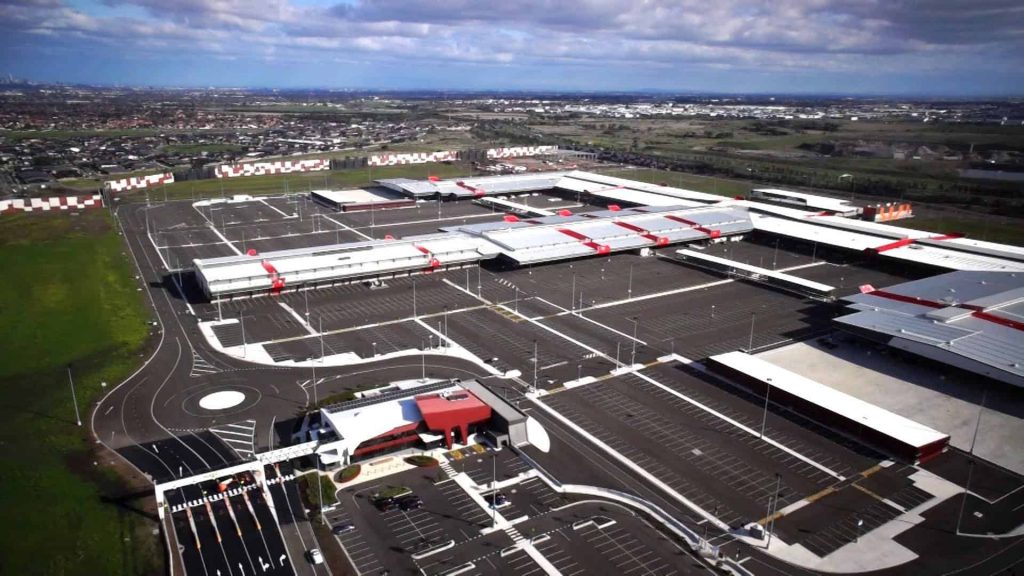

[870,238,916,253]
[971,311,1024,331]
[867,289,945,309]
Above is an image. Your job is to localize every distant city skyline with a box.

[1,0,1022,97]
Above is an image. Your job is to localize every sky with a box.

[0,0,1022,96]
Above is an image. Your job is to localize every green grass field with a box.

[162,143,243,154]
[895,216,1024,246]
[0,210,159,575]
[602,167,751,197]
[0,128,162,141]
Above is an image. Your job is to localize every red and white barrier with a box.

[486,146,557,159]
[368,150,459,167]
[0,194,104,214]
[104,172,174,193]
[215,158,330,179]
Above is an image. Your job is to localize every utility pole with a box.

[67,365,82,427]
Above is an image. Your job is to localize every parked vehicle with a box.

[332,523,356,535]
[397,494,423,511]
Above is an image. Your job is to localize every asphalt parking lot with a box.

[540,369,871,529]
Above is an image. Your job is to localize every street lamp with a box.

[748,313,756,352]
[239,312,247,357]
[627,263,634,299]
[630,316,639,366]
[760,377,772,439]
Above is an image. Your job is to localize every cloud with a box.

[0,0,1021,93]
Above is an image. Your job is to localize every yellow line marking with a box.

[756,463,888,526]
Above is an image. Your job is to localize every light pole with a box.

[956,387,988,534]
[766,473,781,549]
[627,263,634,299]
[66,365,82,427]
[711,304,716,319]
[420,339,426,381]
[630,316,639,367]
[491,451,497,528]
[570,272,576,313]
[304,287,310,318]
[760,377,772,439]
[319,316,325,360]
[412,280,417,318]
[748,313,756,352]
[532,340,538,393]
[239,313,247,357]
[577,363,582,383]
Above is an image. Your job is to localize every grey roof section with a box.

[966,285,1024,311]
[916,237,1024,263]
[836,270,1024,387]
[459,379,527,426]
[321,379,455,414]
[376,178,440,197]
[845,270,1024,309]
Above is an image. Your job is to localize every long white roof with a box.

[711,351,949,449]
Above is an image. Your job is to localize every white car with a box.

[308,548,324,565]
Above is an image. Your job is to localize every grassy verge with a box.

[0,209,158,575]
[298,473,338,510]
[601,166,751,197]
[334,465,361,483]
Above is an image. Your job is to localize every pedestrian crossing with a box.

[503,525,526,544]
[210,419,256,459]
[190,349,221,377]
[170,482,260,513]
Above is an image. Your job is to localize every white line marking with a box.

[277,301,318,336]
[207,222,243,255]
[259,198,291,218]
[320,214,373,241]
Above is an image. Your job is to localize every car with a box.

[332,523,356,535]
[373,497,397,512]
[485,492,509,508]
[397,494,422,511]
[307,548,324,565]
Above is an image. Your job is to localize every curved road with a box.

[93,202,489,484]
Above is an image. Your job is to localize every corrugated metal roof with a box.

[711,351,949,448]
[837,270,1024,387]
